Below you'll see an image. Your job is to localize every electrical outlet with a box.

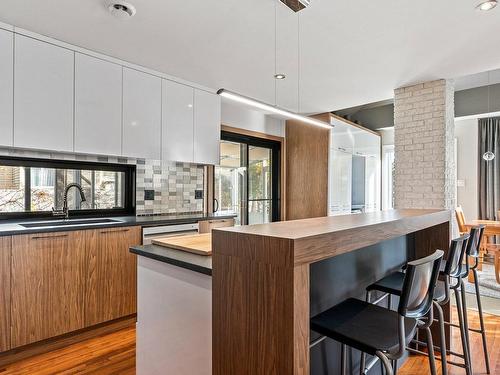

[195,190,203,199]
[144,190,155,201]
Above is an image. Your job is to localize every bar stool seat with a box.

[310,298,418,356]
[367,273,447,303]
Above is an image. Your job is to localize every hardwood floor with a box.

[400,310,500,375]
[0,327,135,375]
[0,310,497,374]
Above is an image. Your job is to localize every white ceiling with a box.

[1,0,499,113]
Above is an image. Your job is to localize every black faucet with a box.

[52,183,87,219]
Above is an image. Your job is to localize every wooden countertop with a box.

[213,209,450,266]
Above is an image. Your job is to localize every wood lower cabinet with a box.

[198,218,235,234]
[5,225,141,352]
[10,232,86,348]
[84,226,141,326]
[0,236,11,352]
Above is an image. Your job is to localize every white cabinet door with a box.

[329,149,352,216]
[193,90,220,165]
[365,155,381,212]
[0,29,13,147]
[122,68,162,160]
[162,80,194,163]
[74,53,122,155]
[14,35,74,152]
[330,121,354,153]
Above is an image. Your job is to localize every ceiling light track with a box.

[217,89,332,129]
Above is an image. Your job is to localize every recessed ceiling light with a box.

[108,1,136,20]
[274,74,286,80]
[476,0,497,11]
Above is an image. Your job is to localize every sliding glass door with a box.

[214,132,280,225]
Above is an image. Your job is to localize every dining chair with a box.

[455,206,467,235]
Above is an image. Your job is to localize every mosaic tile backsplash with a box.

[0,148,205,216]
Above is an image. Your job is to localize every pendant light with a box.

[483,71,495,161]
[218,1,332,130]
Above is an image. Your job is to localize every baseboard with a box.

[0,314,136,367]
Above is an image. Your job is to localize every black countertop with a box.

[130,244,212,276]
[0,213,236,237]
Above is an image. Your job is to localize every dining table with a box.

[465,220,500,283]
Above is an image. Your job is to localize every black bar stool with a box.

[458,224,490,374]
[310,250,444,375]
[362,230,481,375]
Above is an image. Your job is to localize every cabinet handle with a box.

[32,234,68,240]
[99,228,130,234]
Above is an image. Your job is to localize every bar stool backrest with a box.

[444,233,470,278]
[466,225,484,258]
[398,250,444,319]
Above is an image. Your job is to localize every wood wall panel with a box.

[0,237,11,352]
[285,119,329,220]
[84,227,141,327]
[10,232,86,348]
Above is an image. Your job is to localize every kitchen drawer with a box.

[198,218,235,234]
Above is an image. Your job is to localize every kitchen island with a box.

[212,209,451,375]
[130,242,212,375]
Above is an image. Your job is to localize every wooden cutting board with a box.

[152,233,212,256]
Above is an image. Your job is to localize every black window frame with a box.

[0,156,136,221]
[215,131,281,224]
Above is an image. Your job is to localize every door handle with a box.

[99,228,130,234]
[32,234,68,240]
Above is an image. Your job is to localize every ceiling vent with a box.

[279,0,311,12]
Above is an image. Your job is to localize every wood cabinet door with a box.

[84,226,141,326]
[0,236,11,352]
[11,231,85,348]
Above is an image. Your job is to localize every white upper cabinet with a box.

[162,80,194,163]
[14,35,74,152]
[193,90,221,165]
[74,53,122,156]
[0,29,13,147]
[122,68,162,160]
[353,130,380,157]
[330,119,355,153]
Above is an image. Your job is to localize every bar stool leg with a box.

[424,326,437,375]
[392,359,398,375]
[455,287,472,375]
[460,280,473,369]
[341,344,347,375]
[359,291,371,375]
[433,301,448,375]
[375,351,393,375]
[473,268,491,374]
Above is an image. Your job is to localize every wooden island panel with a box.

[213,209,451,375]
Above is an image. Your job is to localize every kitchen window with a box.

[0,157,135,219]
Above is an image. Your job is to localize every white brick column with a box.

[393,79,455,211]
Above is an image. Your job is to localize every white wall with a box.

[455,118,478,220]
[221,101,285,137]
[379,128,394,146]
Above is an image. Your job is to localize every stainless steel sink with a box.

[20,218,122,228]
